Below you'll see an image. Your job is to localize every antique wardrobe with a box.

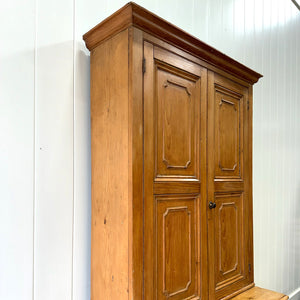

[83,3,286,300]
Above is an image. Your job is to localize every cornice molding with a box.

[83,2,262,84]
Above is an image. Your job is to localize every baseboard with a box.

[289,286,300,300]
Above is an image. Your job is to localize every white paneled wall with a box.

[0,0,299,299]
[0,1,35,299]
[34,0,74,299]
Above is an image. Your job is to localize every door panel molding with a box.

[208,71,252,300]
[144,40,207,300]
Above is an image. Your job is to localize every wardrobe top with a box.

[83,2,262,84]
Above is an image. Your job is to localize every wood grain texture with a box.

[208,71,253,300]
[214,85,243,179]
[155,60,200,179]
[143,40,208,300]
[84,5,265,300]
[220,283,255,300]
[156,196,198,299]
[207,71,216,300]
[143,40,155,300]
[214,180,244,193]
[231,286,289,300]
[83,3,133,51]
[3,1,299,300]
[214,193,244,291]
[199,64,209,300]
[90,29,129,300]
[143,32,251,89]
[128,27,144,300]
[83,2,262,84]
[154,181,200,195]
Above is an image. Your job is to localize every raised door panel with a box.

[155,61,200,179]
[214,85,243,179]
[156,196,199,300]
[214,193,244,291]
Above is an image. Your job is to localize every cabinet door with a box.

[143,41,208,300]
[207,72,253,299]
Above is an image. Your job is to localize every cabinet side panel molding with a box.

[82,2,279,300]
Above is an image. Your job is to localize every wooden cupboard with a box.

[83,3,264,300]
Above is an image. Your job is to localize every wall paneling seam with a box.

[71,0,76,298]
[33,0,37,298]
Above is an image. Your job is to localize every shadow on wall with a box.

[293,185,300,300]
[74,40,92,300]
[0,40,92,299]
[33,40,92,299]
[283,184,300,299]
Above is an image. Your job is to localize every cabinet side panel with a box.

[128,27,144,300]
[90,29,129,300]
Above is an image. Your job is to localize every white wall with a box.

[0,0,299,299]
